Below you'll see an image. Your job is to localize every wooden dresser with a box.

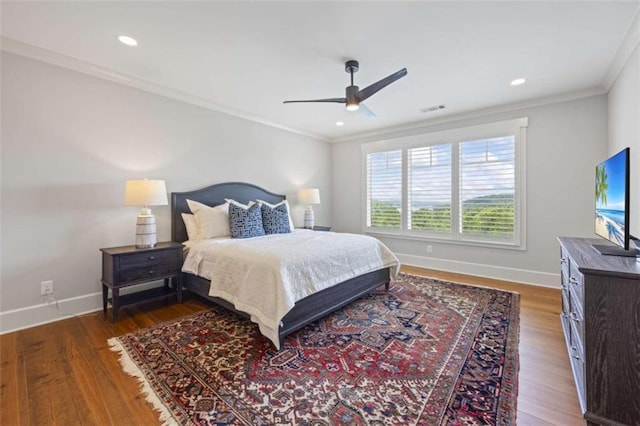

[558,237,640,426]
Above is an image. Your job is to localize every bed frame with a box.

[171,182,391,348]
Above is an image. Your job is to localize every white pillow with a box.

[257,199,295,230]
[224,198,255,209]
[186,199,231,239]
[181,213,199,241]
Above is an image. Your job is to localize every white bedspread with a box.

[182,230,400,348]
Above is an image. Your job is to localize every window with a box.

[366,150,402,229]
[408,144,452,232]
[363,118,527,248]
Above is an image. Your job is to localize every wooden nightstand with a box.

[100,242,183,322]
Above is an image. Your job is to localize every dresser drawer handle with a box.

[148,256,155,260]
[569,277,580,285]
[561,258,567,264]
[571,346,581,360]
[148,270,154,275]
[570,312,581,323]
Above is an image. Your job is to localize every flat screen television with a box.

[593,147,635,256]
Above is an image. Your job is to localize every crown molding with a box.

[331,87,605,144]
[602,9,640,91]
[0,37,328,142]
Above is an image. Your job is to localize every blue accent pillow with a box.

[229,203,265,239]
[261,203,292,234]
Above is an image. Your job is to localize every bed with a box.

[171,182,399,349]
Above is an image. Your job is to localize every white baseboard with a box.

[0,281,169,334]
[397,253,561,289]
[0,260,558,334]
[0,292,103,334]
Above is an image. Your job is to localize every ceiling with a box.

[1,1,638,141]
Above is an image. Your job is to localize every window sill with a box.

[364,230,526,251]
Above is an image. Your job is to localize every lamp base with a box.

[304,206,315,229]
[135,212,157,248]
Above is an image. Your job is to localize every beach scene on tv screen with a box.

[595,150,626,247]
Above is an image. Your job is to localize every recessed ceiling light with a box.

[336,121,345,126]
[510,78,526,86]
[118,35,138,47]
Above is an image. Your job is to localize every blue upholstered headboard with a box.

[171,182,285,242]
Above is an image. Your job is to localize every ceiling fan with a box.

[283,60,408,117]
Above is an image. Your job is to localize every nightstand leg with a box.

[102,285,108,316]
[112,288,119,322]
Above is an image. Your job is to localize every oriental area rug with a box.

[109,273,520,425]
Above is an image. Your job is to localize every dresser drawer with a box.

[568,338,586,411]
[561,285,571,314]
[560,248,570,282]
[120,249,180,269]
[568,260,584,305]
[569,307,584,357]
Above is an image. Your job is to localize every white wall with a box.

[332,95,608,287]
[608,35,639,238]
[0,52,331,331]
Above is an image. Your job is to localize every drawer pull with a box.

[561,258,567,264]
[571,346,581,360]
[148,270,154,275]
[149,256,155,260]
[570,312,581,323]
[569,277,580,285]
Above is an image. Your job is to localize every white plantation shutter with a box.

[366,150,402,228]
[408,144,452,232]
[362,117,525,248]
[459,137,515,237]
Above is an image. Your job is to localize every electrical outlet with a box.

[40,280,54,295]
[427,245,433,254]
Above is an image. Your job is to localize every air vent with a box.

[420,105,446,113]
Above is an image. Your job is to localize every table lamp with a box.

[298,188,321,229]
[124,179,168,248]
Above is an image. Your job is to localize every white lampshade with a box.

[124,179,167,248]
[298,188,321,205]
[124,179,168,207]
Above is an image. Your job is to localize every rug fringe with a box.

[108,337,178,426]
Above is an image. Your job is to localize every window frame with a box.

[362,118,528,250]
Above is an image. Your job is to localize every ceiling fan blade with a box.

[357,68,408,102]
[283,98,346,104]
[359,102,376,118]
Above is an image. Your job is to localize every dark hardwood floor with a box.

[0,266,584,425]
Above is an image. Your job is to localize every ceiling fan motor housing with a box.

[346,85,360,109]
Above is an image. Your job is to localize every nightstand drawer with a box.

[119,263,180,283]
[120,249,180,269]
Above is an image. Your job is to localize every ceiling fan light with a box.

[346,103,359,111]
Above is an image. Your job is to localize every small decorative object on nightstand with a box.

[298,188,321,229]
[124,179,168,248]
[100,242,183,322]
